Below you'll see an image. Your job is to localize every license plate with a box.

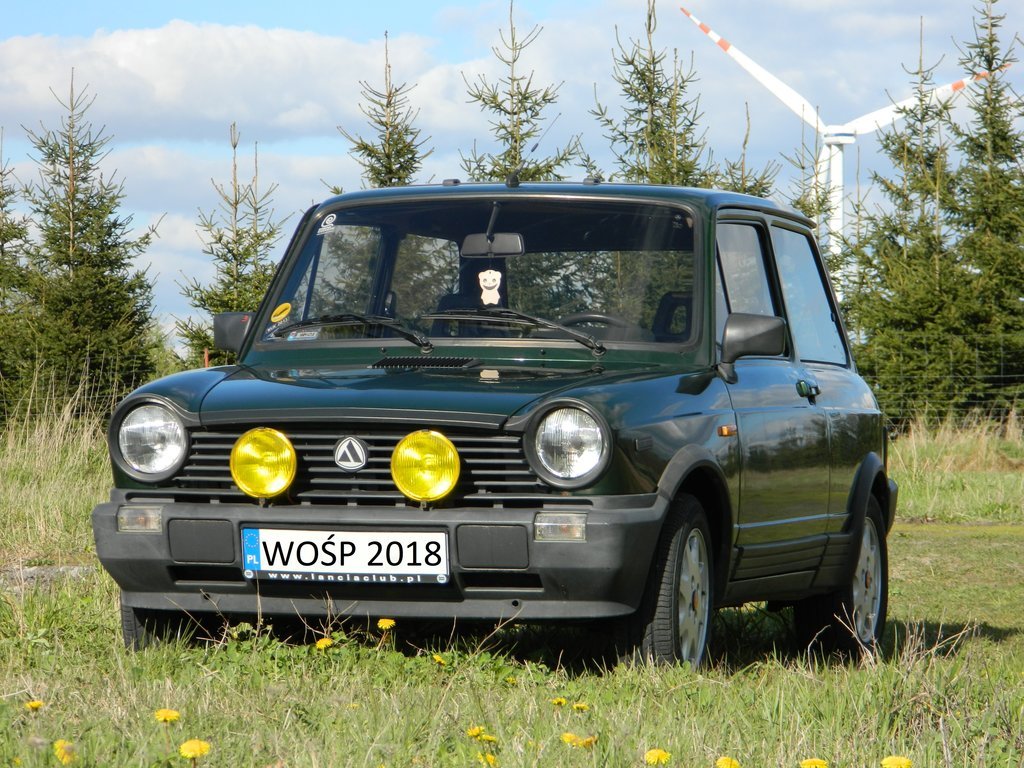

[241,528,449,584]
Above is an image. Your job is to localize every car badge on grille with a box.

[333,436,369,471]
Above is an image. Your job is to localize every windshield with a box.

[260,197,698,348]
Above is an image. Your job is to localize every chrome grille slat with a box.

[171,425,548,504]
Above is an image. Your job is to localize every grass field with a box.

[0,408,1021,766]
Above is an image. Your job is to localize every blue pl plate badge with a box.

[242,529,261,578]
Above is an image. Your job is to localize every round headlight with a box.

[532,406,608,486]
[230,427,297,498]
[391,430,460,502]
[118,404,187,475]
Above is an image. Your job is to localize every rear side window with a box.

[770,226,848,365]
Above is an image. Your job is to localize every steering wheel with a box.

[558,312,631,329]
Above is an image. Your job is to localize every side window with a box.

[717,222,776,317]
[770,226,848,365]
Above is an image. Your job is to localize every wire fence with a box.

[858,334,1024,430]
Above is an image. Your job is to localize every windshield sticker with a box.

[480,369,500,382]
[287,329,321,341]
[270,302,292,323]
[479,269,502,305]
[316,213,337,236]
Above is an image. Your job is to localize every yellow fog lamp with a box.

[391,430,461,503]
[230,427,297,498]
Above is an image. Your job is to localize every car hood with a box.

[190,362,622,428]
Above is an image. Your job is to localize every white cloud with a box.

[1,0,1021,340]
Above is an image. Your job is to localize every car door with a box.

[768,222,883,541]
[716,216,831,591]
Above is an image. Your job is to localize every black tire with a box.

[794,495,889,655]
[626,494,715,667]
[119,594,194,650]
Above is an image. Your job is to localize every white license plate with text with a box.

[241,528,449,584]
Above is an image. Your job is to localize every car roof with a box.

[315,181,814,228]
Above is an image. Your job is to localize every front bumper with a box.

[92,491,666,622]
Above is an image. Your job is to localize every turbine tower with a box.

[680,5,992,257]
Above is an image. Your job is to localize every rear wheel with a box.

[794,496,888,654]
[629,494,714,667]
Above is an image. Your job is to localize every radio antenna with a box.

[506,112,561,188]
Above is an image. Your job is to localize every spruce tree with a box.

[592,0,716,186]
[0,131,33,417]
[20,77,156,412]
[946,0,1024,411]
[718,105,779,197]
[460,0,580,182]
[845,46,976,424]
[339,32,433,189]
[176,124,282,368]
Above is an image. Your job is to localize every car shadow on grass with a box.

[160,605,1020,678]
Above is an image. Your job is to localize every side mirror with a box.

[719,313,787,382]
[213,312,252,353]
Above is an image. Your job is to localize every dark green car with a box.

[92,182,897,666]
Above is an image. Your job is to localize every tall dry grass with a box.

[889,412,1024,523]
[0,380,109,564]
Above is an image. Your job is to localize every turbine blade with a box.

[680,5,826,134]
[843,69,1004,135]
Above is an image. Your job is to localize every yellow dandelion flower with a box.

[24,700,44,712]
[799,760,828,768]
[315,637,334,650]
[881,758,912,768]
[645,748,672,765]
[716,758,740,768]
[432,653,446,666]
[572,701,590,712]
[53,740,76,765]
[504,676,517,685]
[466,726,486,739]
[477,752,498,767]
[560,732,596,748]
[348,702,361,709]
[178,739,212,760]
[155,708,181,723]
[480,734,498,744]
[377,617,396,631]
[550,696,567,707]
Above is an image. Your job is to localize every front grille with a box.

[164,425,555,507]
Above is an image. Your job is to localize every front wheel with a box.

[629,494,714,668]
[120,594,197,650]
[794,495,889,654]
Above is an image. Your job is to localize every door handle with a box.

[796,379,821,399]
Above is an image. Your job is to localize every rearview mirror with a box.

[461,232,525,258]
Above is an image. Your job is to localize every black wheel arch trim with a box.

[839,452,893,583]
[656,444,734,602]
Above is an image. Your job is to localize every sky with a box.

[1,0,1021,345]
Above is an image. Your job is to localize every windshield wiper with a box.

[272,313,433,352]
[422,307,606,355]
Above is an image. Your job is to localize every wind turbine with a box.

[679,5,994,257]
